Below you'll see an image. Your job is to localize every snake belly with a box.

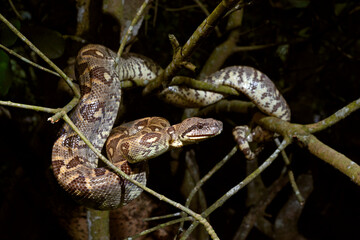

[52,44,161,210]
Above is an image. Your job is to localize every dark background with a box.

[0,0,359,239]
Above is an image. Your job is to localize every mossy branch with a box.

[306,98,360,133]
[253,98,360,186]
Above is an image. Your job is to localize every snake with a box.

[51,44,290,210]
[159,65,291,160]
[51,44,223,210]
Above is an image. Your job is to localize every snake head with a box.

[170,117,223,147]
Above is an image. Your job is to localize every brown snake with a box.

[52,44,290,210]
[51,44,223,210]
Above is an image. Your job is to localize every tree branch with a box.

[142,0,242,95]
[0,13,80,99]
[62,114,220,240]
[254,110,360,185]
[180,139,290,239]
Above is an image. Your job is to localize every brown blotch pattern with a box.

[94,168,107,177]
[79,101,103,121]
[120,142,130,156]
[52,160,65,176]
[68,175,88,194]
[82,49,105,58]
[134,119,148,130]
[66,156,83,169]
[140,133,161,147]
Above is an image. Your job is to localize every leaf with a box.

[24,25,65,59]
[0,50,12,96]
[0,19,21,47]
[334,3,347,16]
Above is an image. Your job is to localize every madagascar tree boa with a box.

[52,44,290,210]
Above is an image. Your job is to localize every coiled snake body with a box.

[52,44,290,210]
[51,45,222,210]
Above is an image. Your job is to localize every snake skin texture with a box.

[158,60,291,160]
[52,43,290,209]
[159,66,291,121]
[51,44,222,210]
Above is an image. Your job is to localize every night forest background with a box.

[0,0,359,239]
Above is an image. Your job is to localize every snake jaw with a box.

[176,117,223,145]
[167,117,223,148]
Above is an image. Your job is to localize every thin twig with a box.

[180,139,290,239]
[254,114,360,185]
[48,97,79,123]
[185,146,238,209]
[306,97,360,133]
[0,13,80,99]
[0,100,58,113]
[8,0,23,20]
[275,138,304,204]
[116,0,150,60]
[0,11,221,238]
[0,13,79,121]
[179,146,238,233]
[127,216,193,240]
[143,0,243,95]
[232,43,277,52]
[144,212,181,221]
[62,114,220,240]
[0,43,61,77]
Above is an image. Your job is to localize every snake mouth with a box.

[188,133,220,139]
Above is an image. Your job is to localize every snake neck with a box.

[116,53,162,83]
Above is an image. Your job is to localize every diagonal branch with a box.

[62,114,220,240]
[306,97,360,133]
[142,0,243,95]
[0,13,80,99]
[0,43,60,77]
[180,139,290,239]
[116,0,150,60]
[0,12,220,239]
[254,107,360,185]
